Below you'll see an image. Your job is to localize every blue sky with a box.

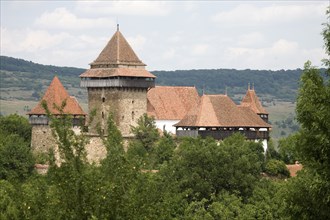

[1,1,328,71]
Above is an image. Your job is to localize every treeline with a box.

[0,55,320,102]
[0,112,294,219]
[154,68,303,101]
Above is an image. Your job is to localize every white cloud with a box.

[162,48,176,60]
[75,1,171,16]
[35,7,114,29]
[225,39,323,69]
[1,27,71,53]
[212,3,326,26]
[126,35,146,52]
[191,44,209,56]
[237,32,266,47]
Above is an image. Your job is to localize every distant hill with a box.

[0,55,311,102]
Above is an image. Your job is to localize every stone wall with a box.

[31,125,56,154]
[87,87,147,136]
[31,126,133,165]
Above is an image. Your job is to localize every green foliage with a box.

[163,134,264,201]
[278,134,299,164]
[296,61,330,171]
[150,132,176,168]
[265,159,290,178]
[131,113,160,152]
[283,9,330,219]
[265,139,281,161]
[0,114,31,142]
[0,114,34,182]
[0,134,35,182]
[128,114,161,168]
[0,180,20,219]
[284,168,330,219]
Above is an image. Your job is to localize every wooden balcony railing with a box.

[176,129,269,140]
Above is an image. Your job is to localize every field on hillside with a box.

[0,99,88,117]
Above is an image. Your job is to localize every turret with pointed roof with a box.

[28,76,86,155]
[28,76,86,116]
[240,87,268,122]
[80,26,155,136]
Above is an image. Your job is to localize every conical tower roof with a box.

[240,89,268,114]
[91,27,145,66]
[28,76,86,115]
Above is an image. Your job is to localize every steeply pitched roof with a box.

[80,67,155,78]
[28,76,86,116]
[147,86,200,120]
[91,29,145,66]
[175,94,271,128]
[241,89,268,114]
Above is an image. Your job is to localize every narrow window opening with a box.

[102,111,104,119]
[102,97,105,102]
[132,111,135,120]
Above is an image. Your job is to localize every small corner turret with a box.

[240,85,268,122]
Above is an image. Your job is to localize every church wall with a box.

[155,119,180,134]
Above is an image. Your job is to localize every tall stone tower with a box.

[80,26,156,136]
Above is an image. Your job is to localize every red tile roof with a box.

[80,68,155,78]
[241,89,268,114]
[175,94,271,128]
[91,30,145,66]
[147,86,199,120]
[28,76,86,116]
[286,163,303,177]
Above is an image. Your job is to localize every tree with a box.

[0,114,34,182]
[264,159,290,178]
[130,113,159,152]
[163,134,264,202]
[0,114,31,142]
[128,114,160,168]
[283,8,330,219]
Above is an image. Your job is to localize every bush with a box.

[265,159,290,178]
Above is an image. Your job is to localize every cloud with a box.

[1,27,71,53]
[191,44,209,55]
[126,35,146,52]
[162,48,176,60]
[75,1,171,16]
[212,3,326,26]
[225,39,324,69]
[35,7,114,29]
[237,32,266,47]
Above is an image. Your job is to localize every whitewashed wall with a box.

[155,120,180,134]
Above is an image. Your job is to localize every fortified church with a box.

[28,26,271,162]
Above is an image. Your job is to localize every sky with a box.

[1,1,329,71]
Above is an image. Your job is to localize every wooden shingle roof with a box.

[28,76,86,116]
[175,94,271,128]
[91,29,145,66]
[80,67,155,78]
[241,89,268,114]
[147,86,199,120]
